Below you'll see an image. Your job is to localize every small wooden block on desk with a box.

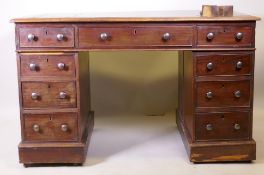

[201,5,233,17]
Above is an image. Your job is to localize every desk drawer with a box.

[20,54,76,77]
[21,81,77,108]
[19,26,75,48]
[78,26,193,48]
[196,80,251,108]
[195,112,250,141]
[197,25,253,47]
[195,52,253,76]
[23,113,78,142]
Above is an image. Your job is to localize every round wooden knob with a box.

[59,91,67,99]
[234,123,241,130]
[207,32,214,40]
[234,90,241,98]
[29,63,37,71]
[33,124,40,132]
[100,33,108,41]
[206,91,213,99]
[56,34,64,41]
[31,92,40,100]
[206,62,214,70]
[206,124,213,131]
[27,34,36,41]
[236,61,243,69]
[235,32,243,41]
[61,124,68,132]
[57,62,65,70]
[162,32,171,41]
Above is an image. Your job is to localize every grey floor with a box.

[1,110,264,175]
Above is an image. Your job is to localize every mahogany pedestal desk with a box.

[11,11,260,165]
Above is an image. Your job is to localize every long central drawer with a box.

[78,25,193,48]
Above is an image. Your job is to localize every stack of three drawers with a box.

[16,26,93,165]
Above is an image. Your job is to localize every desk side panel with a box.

[77,52,91,140]
[178,51,195,141]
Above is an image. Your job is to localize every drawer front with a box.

[197,25,253,47]
[20,54,76,77]
[22,82,77,108]
[195,112,250,141]
[19,27,74,48]
[196,80,251,108]
[23,113,78,141]
[195,53,253,76]
[78,26,193,48]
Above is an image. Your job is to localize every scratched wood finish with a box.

[20,146,85,164]
[10,10,261,23]
[190,140,256,162]
[23,113,78,142]
[20,54,76,77]
[176,111,256,162]
[21,81,77,108]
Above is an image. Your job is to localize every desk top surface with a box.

[11,10,260,23]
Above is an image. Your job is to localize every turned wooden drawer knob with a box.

[162,32,171,41]
[27,33,36,41]
[59,91,67,99]
[29,63,38,71]
[206,91,213,99]
[57,62,65,70]
[236,61,243,69]
[206,124,213,131]
[56,34,64,41]
[33,124,40,132]
[61,124,68,132]
[235,32,243,41]
[234,90,241,98]
[206,32,214,40]
[31,92,40,100]
[206,62,214,70]
[234,123,241,130]
[100,33,108,41]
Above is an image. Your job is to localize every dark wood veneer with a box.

[12,12,259,165]
[196,80,251,107]
[195,52,253,76]
[197,25,254,47]
[20,53,76,78]
[21,81,77,108]
[23,113,78,142]
[19,26,75,48]
[78,25,193,48]
[195,111,251,141]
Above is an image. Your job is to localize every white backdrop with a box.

[0,1,264,174]
[0,0,263,115]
